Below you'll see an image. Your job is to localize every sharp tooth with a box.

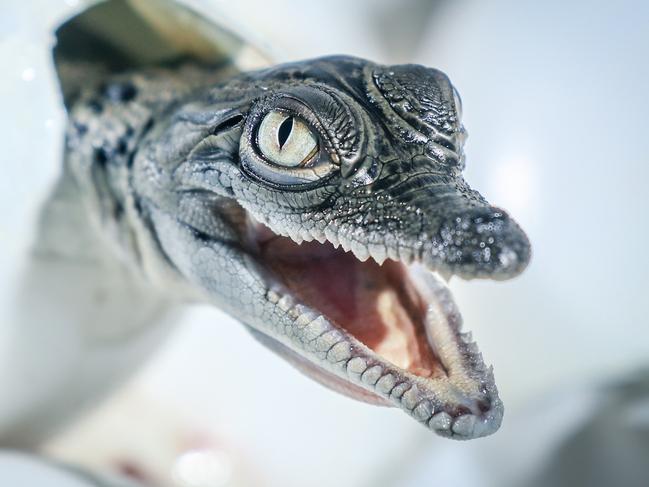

[351,241,370,261]
[325,229,340,247]
[384,236,400,261]
[314,233,327,244]
[368,243,388,265]
[372,255,387,265]
[300,228,314,242]
[266,289,281,304]
[277,294,296,312]
[290,231,304,244]
[339,235,352,252]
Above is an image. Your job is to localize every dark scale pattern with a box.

[93,146,108,166]
[102,81,138,103]
[86,98,103,114]
[373,65,458,138]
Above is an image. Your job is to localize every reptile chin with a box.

[246,216,502,439]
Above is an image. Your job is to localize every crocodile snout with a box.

[430,206,531,280]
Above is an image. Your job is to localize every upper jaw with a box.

[327,205,531,281]
[239,171,531,282]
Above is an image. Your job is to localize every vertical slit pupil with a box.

[277,116,294,149]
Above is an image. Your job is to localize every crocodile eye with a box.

[257,111,318,167]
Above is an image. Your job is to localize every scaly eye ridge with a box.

[257,110,318,167]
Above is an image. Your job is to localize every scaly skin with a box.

[64,56,530,439]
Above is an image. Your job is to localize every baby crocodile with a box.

[60,56,530,439]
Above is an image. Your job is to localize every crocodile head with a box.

[131,56,531,439]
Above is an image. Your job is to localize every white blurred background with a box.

[2,0,649,486]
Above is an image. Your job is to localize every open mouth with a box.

[245,214,503,439]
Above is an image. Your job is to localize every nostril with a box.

[497,246,521,271]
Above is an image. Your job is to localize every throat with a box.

[259,237,446,378]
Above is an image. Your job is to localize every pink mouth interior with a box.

[258,235,446,378]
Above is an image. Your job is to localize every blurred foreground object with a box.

[0,451,142,487]
[0,0,269,447]
[44,385,259,487]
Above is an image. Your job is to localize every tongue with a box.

[259,237,444,377]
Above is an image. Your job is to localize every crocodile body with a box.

[58,56,530,440]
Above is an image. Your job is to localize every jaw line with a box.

[243,214,504,440]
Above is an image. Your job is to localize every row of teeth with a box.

[266,286,351,364]
[266,217,423,267]
[265,281,494,438]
